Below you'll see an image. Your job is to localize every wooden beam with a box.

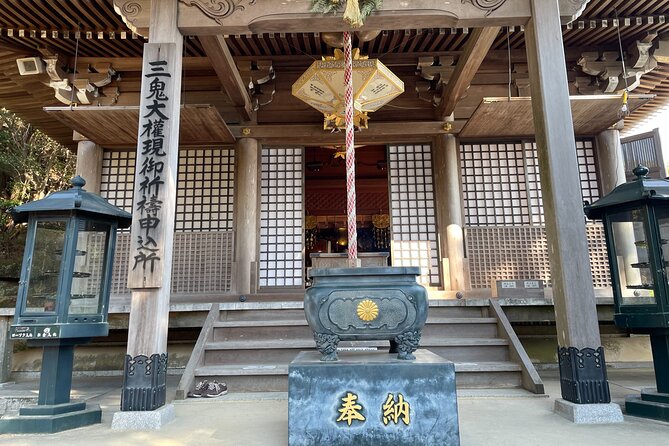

[198,34,253,121]
[112,0,590,35]
[436,27,501,119]
[229,121,463,145]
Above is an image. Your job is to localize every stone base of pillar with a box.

[554,399,623,424]
[120,353,168,411]
[558,346,611,404]
[111,404,175,430]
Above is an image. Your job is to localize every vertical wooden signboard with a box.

[128,43,176,289]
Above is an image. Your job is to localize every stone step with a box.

[184,301,529,393]
[220,308,306,322]
[213,317,499,341]
[454,361,522,372]
[212,320,313,342]
[427,306,487,318]
[426,317,497,324]
[205,337,509,351]
[193,361,522,392]
[453,362,523,388]
[423,318,499,337]
[214,316,496,327]
[203,338,510,365]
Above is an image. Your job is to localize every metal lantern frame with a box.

[10,176,131,338]
[0,176,131,434]
[585,166,669,327]
[585,165,669,422]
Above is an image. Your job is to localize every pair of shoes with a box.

[188,379,209,398]
[203,380,228,398]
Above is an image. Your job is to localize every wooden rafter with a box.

[436,26,501,120]
[198,34,253,121]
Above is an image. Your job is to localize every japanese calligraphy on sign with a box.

[336,392,366,426]
[382,393,411,425]
[128,43,177,289]
[335,392,411,427]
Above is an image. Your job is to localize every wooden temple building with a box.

[1,0,669,414]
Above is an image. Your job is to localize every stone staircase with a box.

[176,297,543,398]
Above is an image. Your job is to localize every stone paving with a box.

[0,368,667,445]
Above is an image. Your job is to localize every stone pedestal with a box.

[111,404,175,430]
[0,401,101,433]
[554,399,623,424]
[288,350,460,446]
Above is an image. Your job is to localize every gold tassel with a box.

[343,0,363,28]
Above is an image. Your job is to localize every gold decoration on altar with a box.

[305,215,318,230]
[305,215,319,250]
[372,214,390,229]
[357,299,379,321]
[372,213,390,249]
[292,48,403,131]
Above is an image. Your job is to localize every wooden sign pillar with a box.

[121,0,183,412]
[525,0,612,410]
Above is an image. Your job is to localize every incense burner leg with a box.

[394,330,422,360]
[314,332,340,361]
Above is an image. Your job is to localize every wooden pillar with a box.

[433,133,467,292]
[233,137,260,294]
[121,0,183,412]
[596,129,642,290]
[75,140,103,194]
[596,129,626,194]
[526,0,610,404]
[0,317,12,383]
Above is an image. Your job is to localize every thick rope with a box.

[344,31,358,265]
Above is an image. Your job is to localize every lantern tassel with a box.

[343,0,363,28]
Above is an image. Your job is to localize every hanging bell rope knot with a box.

[311,0,383,28]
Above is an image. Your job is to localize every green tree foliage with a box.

[0,108,75,304]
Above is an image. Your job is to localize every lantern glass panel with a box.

[69,220,111,315]
[25,220,67,313]
[610,209,656,306]
[655,207,669,296]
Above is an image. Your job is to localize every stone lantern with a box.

[0,176,131,433]
[585,165,669,421]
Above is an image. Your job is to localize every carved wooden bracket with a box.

[41,56,121,105]
[113,1,150,36]
[513,63,530,96]
[179,0,257,25]
[574,40,658,95]
[237,59,276,111]
[462,0,509,17]
[415,56,455,105]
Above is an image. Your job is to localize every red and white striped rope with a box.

[343,31,358,266]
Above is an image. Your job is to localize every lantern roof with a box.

[585,165,669,220]
[10,176,132,227]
